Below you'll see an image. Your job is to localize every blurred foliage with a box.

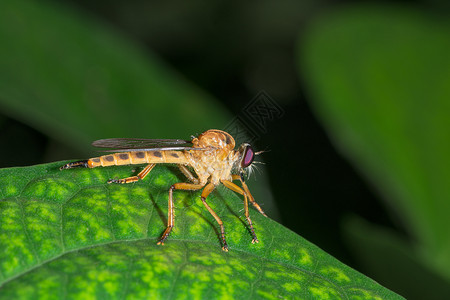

[344,216,450,299]
[0,0,228,146]
[0,162,402,298]
[300,3,450,298]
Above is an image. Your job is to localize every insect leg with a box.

[221,180,259,244]
[177,165,200,184]
[200,183,229,252]
[108,164,156,184]
[157,182,205,246]
[231,174,267,217]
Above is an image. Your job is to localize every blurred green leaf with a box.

[343,216,450,300]
[0,161,402,299]
[0,0,228,145]
[299,3,450,281]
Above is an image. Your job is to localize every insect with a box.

[60,129,267,251]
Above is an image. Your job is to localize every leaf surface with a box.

[0,162,402,299]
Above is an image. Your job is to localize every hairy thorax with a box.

[186,129,239,185]
[187,149,239,185]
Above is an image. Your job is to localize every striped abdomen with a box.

[60,150,188,170]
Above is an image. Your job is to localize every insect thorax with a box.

[192,129,235,150]
[187,148,239,185]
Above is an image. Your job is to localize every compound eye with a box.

[241,146,255,168]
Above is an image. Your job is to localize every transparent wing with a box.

[92,138,203,152]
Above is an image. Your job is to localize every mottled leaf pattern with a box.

[0,162,402,298]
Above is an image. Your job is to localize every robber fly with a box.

[60,129,267,251]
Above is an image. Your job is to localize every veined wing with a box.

[92,138,203,152]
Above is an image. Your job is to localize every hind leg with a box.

[108,164,156,184]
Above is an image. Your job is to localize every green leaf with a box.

[343,216,450,300]
[298,4,450,280]
[0,162,401,299]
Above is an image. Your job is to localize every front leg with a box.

[231,174,267,217]
[221,179,259,244]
